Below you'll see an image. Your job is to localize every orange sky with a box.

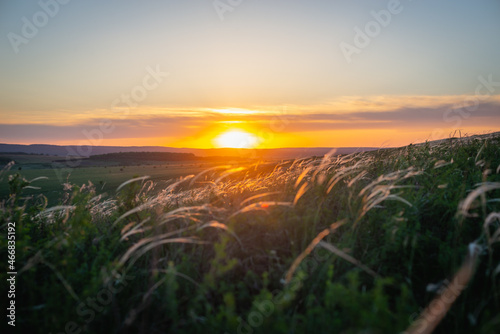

[2,94,499,148]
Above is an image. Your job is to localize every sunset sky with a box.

[1,0,499,148]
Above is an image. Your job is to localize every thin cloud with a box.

[1,95,499,145]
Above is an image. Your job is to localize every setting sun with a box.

[214,130,258,148]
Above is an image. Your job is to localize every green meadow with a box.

[0,161,227,206]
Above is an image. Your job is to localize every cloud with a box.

[1,95,499,145]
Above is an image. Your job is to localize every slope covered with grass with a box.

[1,133,500,333]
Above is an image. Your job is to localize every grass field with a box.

[0,161,242,206]
[1,133,500,333]
[0,153,63,166]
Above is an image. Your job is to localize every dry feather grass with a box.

[405,243,482,334]
[285,220,346,284]
[36,134,493,333]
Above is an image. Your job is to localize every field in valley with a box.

[0,153,251,206]
[0,163,218,206]
[1,133,500,333]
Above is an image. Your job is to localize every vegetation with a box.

[87,152,245,164]
[0,162,230,206]
[1,133,500,333]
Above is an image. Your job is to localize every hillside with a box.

[87,152,246,164]
[0,143,378,160]
[1,133,499,333]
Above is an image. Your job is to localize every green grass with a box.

[0,153,62,165]
[1,133,500,333]
[0,162,221,206]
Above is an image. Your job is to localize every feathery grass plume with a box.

[197,220,244,248]
[459,182,500,217]
[155,205,221,226]
[18,250,43,275]
[118,236,207,268]
[405,242,482,334]
[285,220,346,284]
[36,205,76,222]
[112,199,157,227]
[475,142,486,163]
[290,156,313,170]
[293,182,310,206]
[24,185,42,190]
[358,167,418,197]
[318,241,379,278]
[119,227,198,263]
[28,176,49,183]
[484,212,500,246]
[227,201,293,220]
[155,213,202,229]
[90,198,117,219]
[325,160,367,195]
[165,174,195,192]
[120,217,152,241]
[0,161,15,183]
[347,170,368,188]
[433,159,453,169]
[116,175,150,192]
[139,179,155,194]
[239,191,282,207]
[311,148,337,182]
[196,220,227,231]
[294,167,312,189]
[88,194,103,204]
[360,186,412,216]
[354,167,417,224]
[214,167,246,183]
[188,165,232,186]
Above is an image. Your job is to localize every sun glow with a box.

[214,130,258,148]
[211,108,260,115]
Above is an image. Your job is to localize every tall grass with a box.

[1,132,499,333]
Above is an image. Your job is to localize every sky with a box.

[0,0,499,148]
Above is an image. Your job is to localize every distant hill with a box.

[0,144,379,160]
[88,152,200,163]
